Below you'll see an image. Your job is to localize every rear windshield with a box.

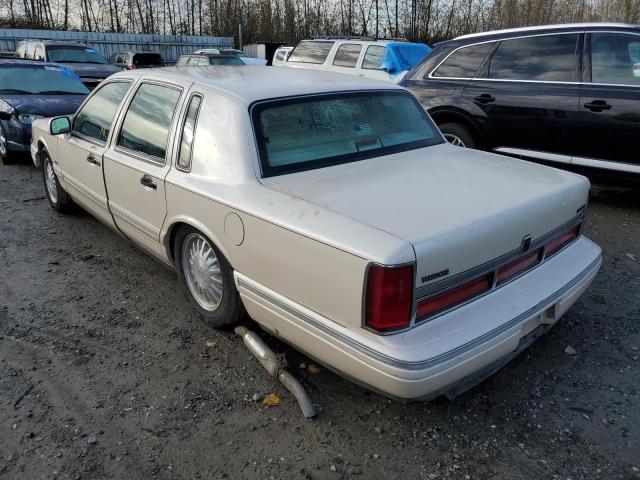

[0,65,89,94]
[46,46,108,64]
[209,56,244,65]
[133,53,163,65]
[252,91,443,177]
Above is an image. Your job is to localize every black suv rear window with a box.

[288,41,334,64]
[252,91,443,177]
[488,34,579,82]
[432,42,493,78]
[133,53,163,65]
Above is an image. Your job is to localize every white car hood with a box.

[261,143,589,287]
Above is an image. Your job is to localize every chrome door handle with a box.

[86,154,101,166]
[140,175,157,190]
[474,94,495,104]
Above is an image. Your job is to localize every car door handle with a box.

[86,154,101,166]
[140,175,157,190]
[474,94,495,104]
[584,100,612,112]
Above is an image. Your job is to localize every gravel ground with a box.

[1,157,638,480]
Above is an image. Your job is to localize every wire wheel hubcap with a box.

[45,160,58,204]
[0,133,7,156]
[444,133,466,147]
[182,233,223,311]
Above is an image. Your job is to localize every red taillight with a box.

[416,273,492,320]
[496,248,542,284]
[365,264,413,332]
[546,224,580,257]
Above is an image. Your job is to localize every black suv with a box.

[108,50,164,69]
[402,23,640,185]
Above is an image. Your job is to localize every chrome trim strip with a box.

[494,147,572,164]
[572,155,640,174]
[415,212,584,298]
[62,174,108,209]
[454,23,634,40]
[109,203,159,239]
[239,255,601,371]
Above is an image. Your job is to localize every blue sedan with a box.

[0,59,88,164]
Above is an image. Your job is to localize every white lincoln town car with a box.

[30,67,602,401]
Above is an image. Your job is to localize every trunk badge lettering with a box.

[421,269,450,284]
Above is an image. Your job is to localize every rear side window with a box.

[177,95,202,170]
[362,45,385,70]
[252,91,443,177]
[288,41,334,64]
[73,81,131,142]
[432,42,493,78]
[117,83,181,160]
[333,44,362,68]
[591,33,640,85]
[488,34,579,82]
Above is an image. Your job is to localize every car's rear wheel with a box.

[42,150,73,213]
[439,122,476,149]
[0,130,13,165]
[174,226,244,328]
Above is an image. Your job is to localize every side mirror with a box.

[50,117,71,135]
[0,111,12,121]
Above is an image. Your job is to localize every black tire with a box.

[439,122,477,149]
[42,149,73,213]
[174,226,245,328]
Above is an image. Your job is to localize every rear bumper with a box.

[236,235,601,400]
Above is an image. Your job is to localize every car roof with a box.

[112,66,402,105]
[442,22,640,46]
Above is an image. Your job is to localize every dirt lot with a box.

[0,157,638,480]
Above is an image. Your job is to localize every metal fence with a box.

[0,29,234,63]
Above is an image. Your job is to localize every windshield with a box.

[0,65,89,94]
[252,91,443,177]
[47,46,108,64]
[209,56,244,65]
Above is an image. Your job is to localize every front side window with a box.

[488,34,579,82]
[177,95,202,170]
[362,45,386,70]
[117,83,181,160]
[288,41,334,64]
[333,44,362,68]
[591,33,640,85]
[73,81,130,142]
[252,91,443,177]
[177,56,189,66]
[46,45,108,65]
[432,42,493,78]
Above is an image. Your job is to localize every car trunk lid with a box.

[261,143,589,289]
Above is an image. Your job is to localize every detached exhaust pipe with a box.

[234,326,317,418]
